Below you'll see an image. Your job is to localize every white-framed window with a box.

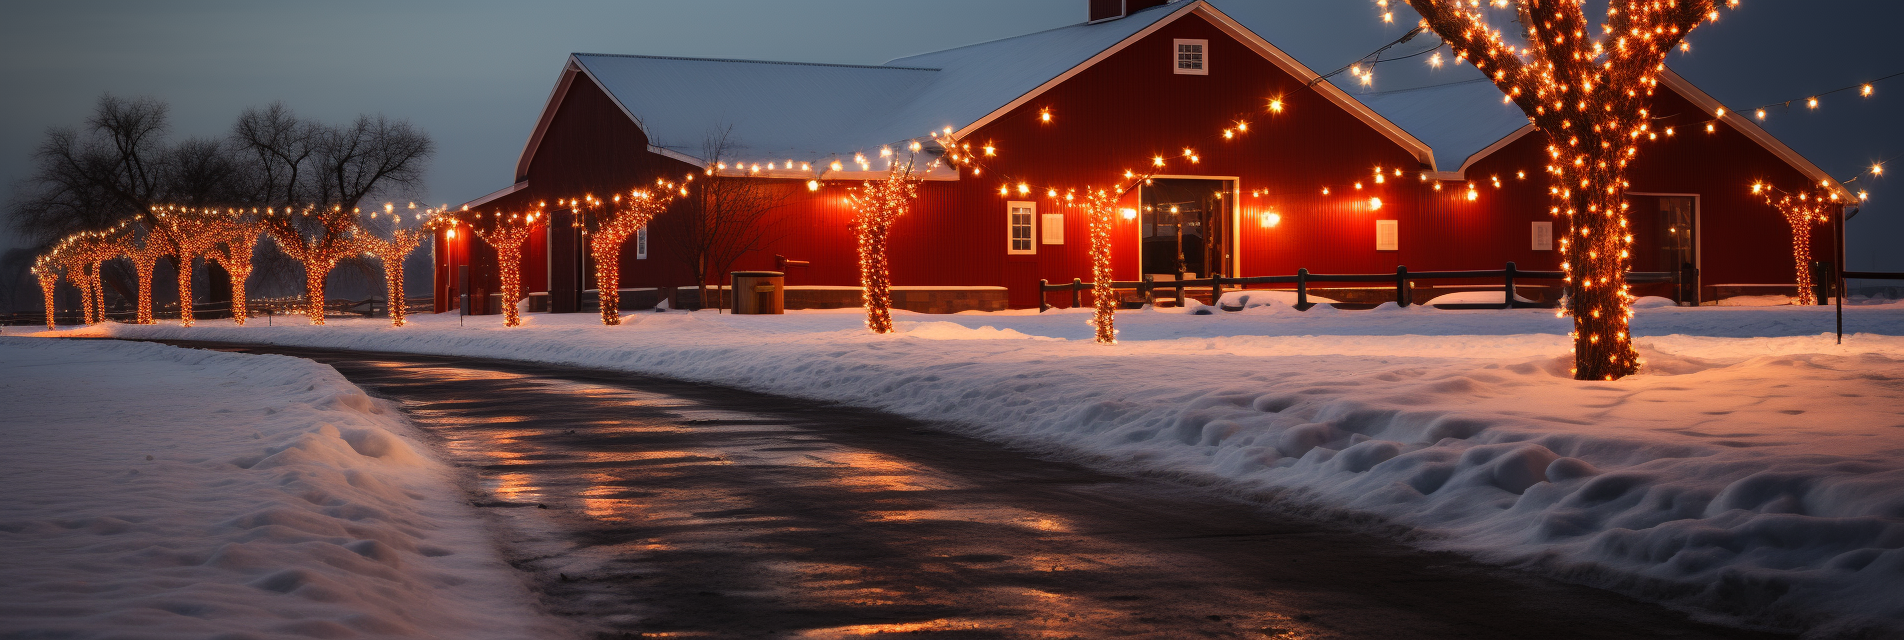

[636,226,648,259]
[1174,39,1207,75]
[1008,201,1036,254]
[1531,221,1553,251]
[1375,219,1398,251]
[1041,213,1065,245]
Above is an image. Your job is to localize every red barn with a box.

[435,0,1848,315]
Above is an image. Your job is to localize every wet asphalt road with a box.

[158,341,1788,640]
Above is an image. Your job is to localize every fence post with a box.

[1039,279,1050,313]
[1141,274,1155,306]
[1071,278,1082,309]
[1297,268,1309,309]
[1396,265,1409,307]
[1175,270,1186,308]
[1212,275,1225,308]
[1504,261,1517,309]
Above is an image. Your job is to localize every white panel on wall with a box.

[1042,213,1064,244]
[1375,219,1398,251]
[1532,221,1553,251]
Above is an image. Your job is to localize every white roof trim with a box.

[952,1,1437,169]
[1455,125,1536,178]
[648,145,705,167]
[514,60,582,181]
[1659,69,1853,201]
[460,181,528,210]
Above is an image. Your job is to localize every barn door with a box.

[1627,194,1698,303]
[1139,178,1233,280]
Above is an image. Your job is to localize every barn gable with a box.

[501,0,1435,194]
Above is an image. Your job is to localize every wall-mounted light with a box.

[1120,208,1138,220]
[1261,212,1281,228]
[1368,197,1383,211]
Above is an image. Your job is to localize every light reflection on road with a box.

[189,344,1784,640]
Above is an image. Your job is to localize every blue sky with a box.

[2,0,1898,268]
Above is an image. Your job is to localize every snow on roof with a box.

[566,2,1184,166]
[1353,78,1532,175]
[571,54,938,164]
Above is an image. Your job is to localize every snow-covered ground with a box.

[27,298,1904,637]
[0,337,560,639]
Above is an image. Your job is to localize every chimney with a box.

[1089,0,1172,23]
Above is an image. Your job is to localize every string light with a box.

[1399,0,1733,380]
[847,160,923,334]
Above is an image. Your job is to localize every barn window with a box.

[1174,39,1207,75]
[636,226,648,259]
[1008,201,1036,254]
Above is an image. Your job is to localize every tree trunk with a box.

[175,256,197,327]
[1563,167,1640,380]
[1088,200,1117,344]
[303,259,333,325]
[38,272,58,330]
[133,256,157,324]
[229,265,251,326]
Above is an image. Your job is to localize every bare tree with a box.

[661,127,791,310]
[233,105,434,324]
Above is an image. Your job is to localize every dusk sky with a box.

[3,0,1899,267]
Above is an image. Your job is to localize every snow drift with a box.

[0,337,558,639]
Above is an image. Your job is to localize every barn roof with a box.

[1353,79,1530,176]
[525,0,1434,181]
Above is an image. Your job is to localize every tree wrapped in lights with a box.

[32,254,63,330]
[207,215,264,325]
[468,208,542,327]
[152,207,225,327]
[357,203,431,327]
[847,161,923,334]
[67,233,121,324]
[572,180,684,325]
[265,205,364,325]
[1752,182,1836,305]
[1078,189,1123,344]
[121,223,169,324]
[1400,0,1731,380]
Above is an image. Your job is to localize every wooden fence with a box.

[1039,262,1682,312]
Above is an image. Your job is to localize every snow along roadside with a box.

[56,310,1904,638]
[0,337,562,639]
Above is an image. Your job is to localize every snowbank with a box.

[38,302,1904,637]
[0,337,557,639]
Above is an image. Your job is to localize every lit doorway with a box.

[1139,178,1234,279]
[1627,193,1698,303]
